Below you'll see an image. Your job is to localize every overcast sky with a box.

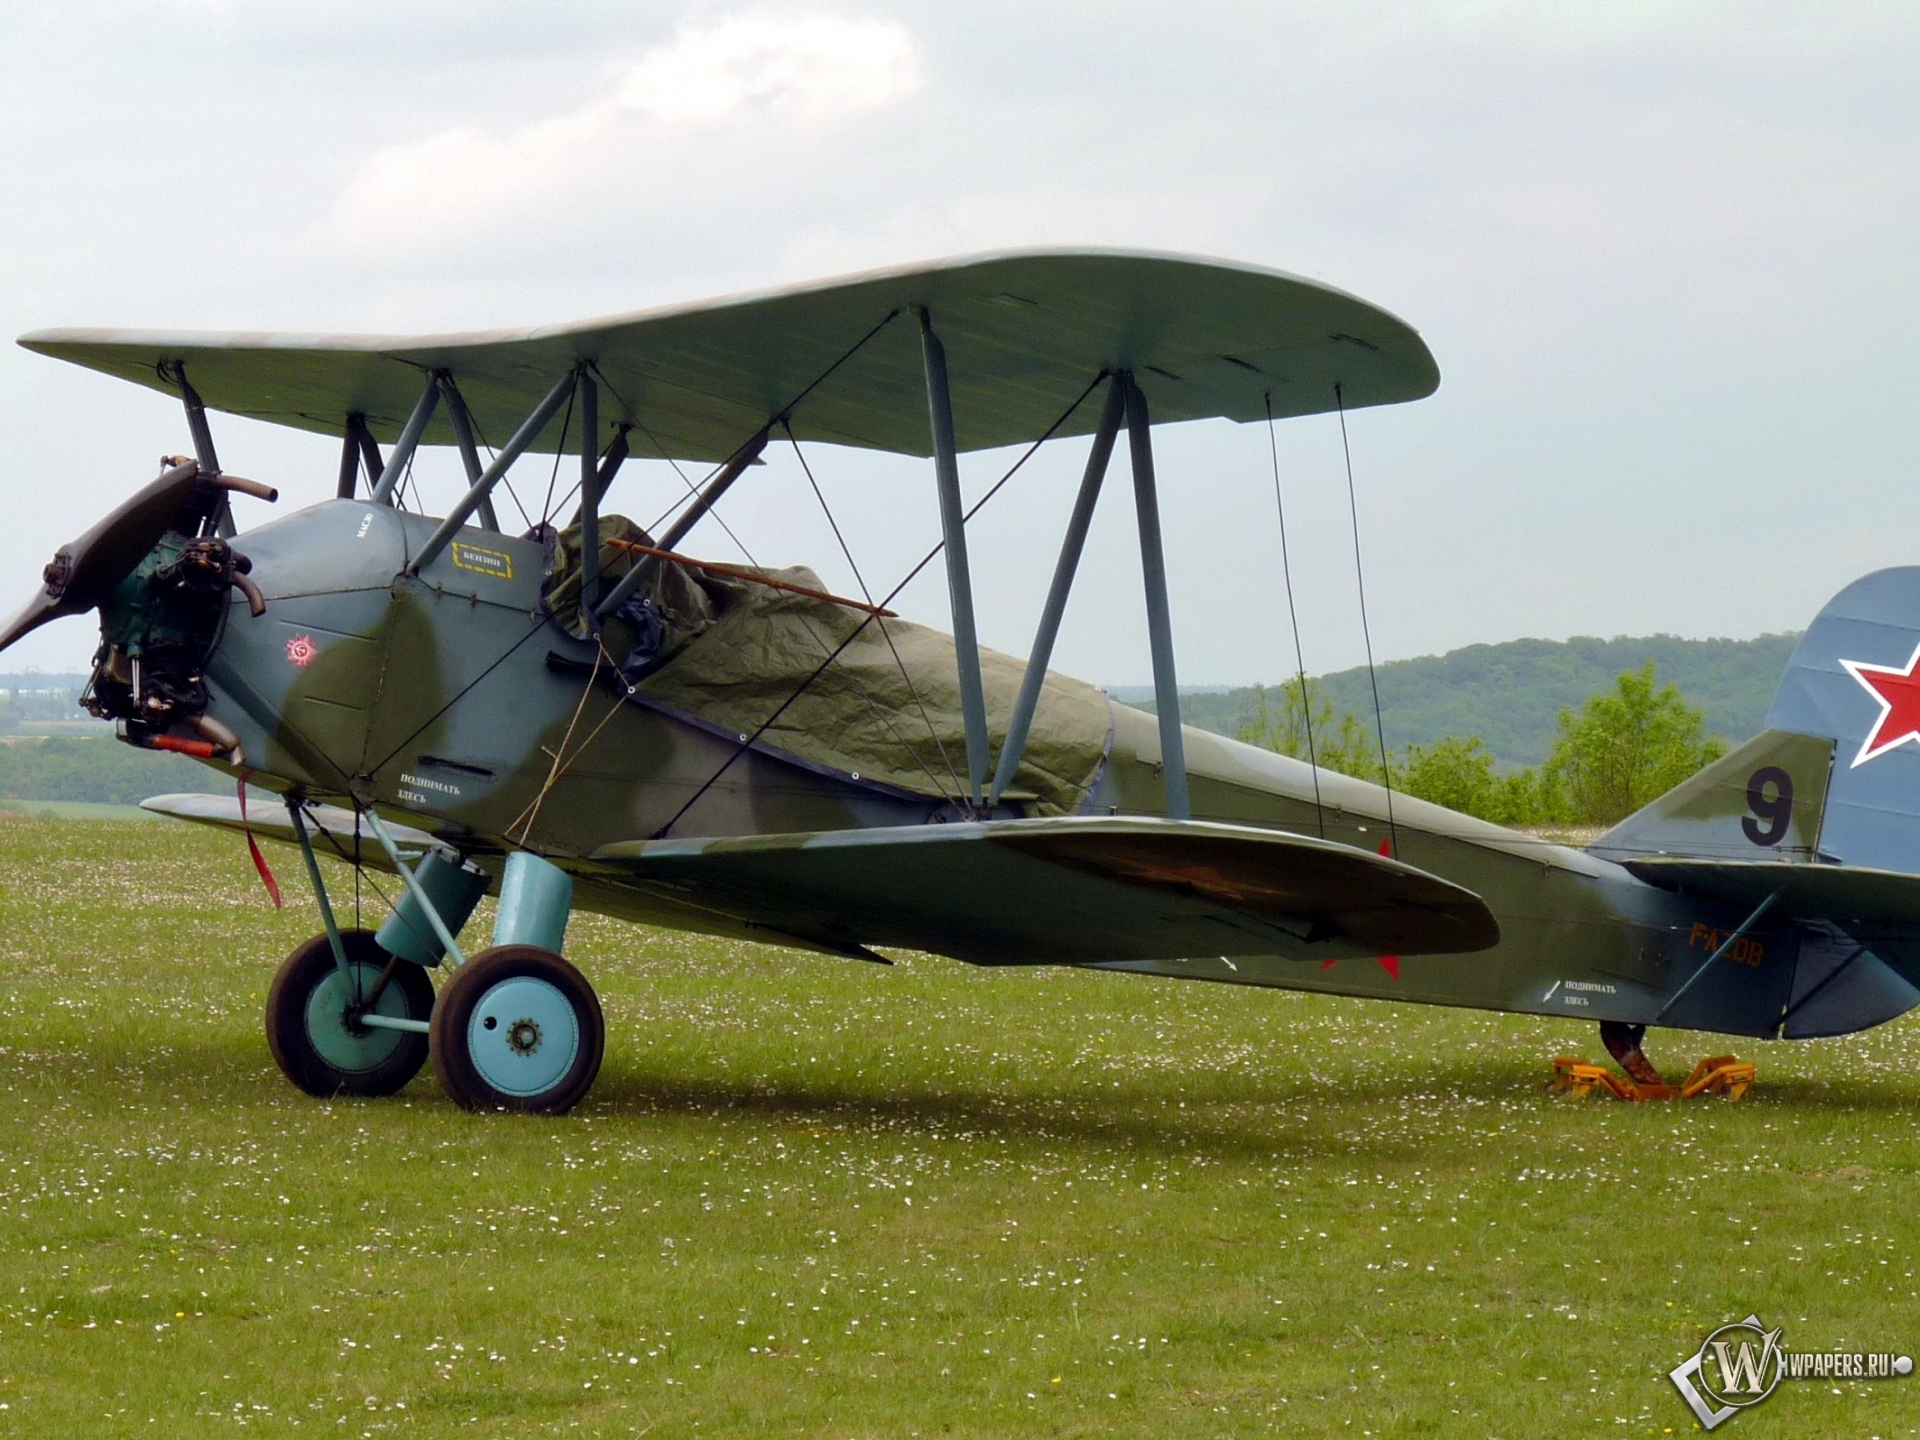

[3,1,1915,686]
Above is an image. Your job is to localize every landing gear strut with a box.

[1599,1020,1664,1087]
[271,808,606,1114]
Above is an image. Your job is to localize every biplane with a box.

[5,249,1918,1113]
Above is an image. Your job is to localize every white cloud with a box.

[617,12,917,124]
[326,12,919,249]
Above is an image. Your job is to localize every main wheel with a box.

[429,945,604,1114]
[266,930,435,1098]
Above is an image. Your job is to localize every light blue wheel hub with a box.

[467,976,580,1097]
[306,962,414,1074]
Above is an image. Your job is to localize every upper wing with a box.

[19,249,1437,464]
[585,815,1498,965]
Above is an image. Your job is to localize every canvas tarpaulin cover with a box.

[545,519,1110,814]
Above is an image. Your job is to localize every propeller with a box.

[0,460,277,658]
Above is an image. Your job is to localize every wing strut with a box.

[336,420,360,500]
[411,370,574,571]
[918,308,991,807]
[576,371,600,606]
[990,373,1124,805]
[370,378,441,506]
[566,403,631,538]
[337,413,384,501]
[158,360,232,537]
[1125,373,1190,819]
[438,375,500,532]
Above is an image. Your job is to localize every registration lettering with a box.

[1689,921,1766,968]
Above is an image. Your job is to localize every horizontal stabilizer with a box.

[1625,856,1920,928]
[1632,856,1920,1037]
[1588,729,1832,864]
[139,792,437,864]
[587,816,1499,966]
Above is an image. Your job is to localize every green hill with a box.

[1119,633,1801,766]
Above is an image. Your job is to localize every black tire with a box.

[430,945,604,1115]
[266,930,435,1098]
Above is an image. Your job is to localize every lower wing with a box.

[587,816,1499,966]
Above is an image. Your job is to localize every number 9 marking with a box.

[1741,766,1794,847]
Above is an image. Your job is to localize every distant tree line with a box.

[1131,632,1793,766]
[1237,662,1726,828]
[0,678,93,733]
[0,736,225,805]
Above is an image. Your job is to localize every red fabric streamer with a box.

[237,772,282,910]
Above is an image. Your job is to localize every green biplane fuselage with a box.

[196,496,1883,1050]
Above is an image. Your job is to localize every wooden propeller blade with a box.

[0,461,202,656]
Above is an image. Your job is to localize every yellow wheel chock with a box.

[1549,1054,1754,1102]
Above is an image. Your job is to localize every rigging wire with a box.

[585,360,961,802]
[364,612,554,777]
[625,408,759,563]
[640,451,716,536]
[599,306,904,546]
[1265,393,1325,839]
[652,372,1107,839]
[399,448,422,516]
[783,419,965,799]
[1335,382,1398,856]
[536,382,577,532]
[578,357,756,561]
[304,808,405,947]
[465,410,534,532]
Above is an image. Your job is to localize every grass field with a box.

[0,817,1915,1438]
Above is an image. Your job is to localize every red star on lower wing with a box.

[1374,836,1400,979]
[1320,834,1401,980]
[1842,641,1920,767]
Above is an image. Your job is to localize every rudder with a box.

[1766,566,1920,874]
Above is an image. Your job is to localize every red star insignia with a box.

[1841,641,1920,767]
[1320,834,1401,980]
